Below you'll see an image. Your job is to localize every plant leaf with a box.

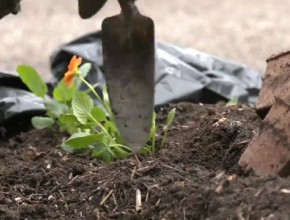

[61,143,91,153]
[79,63,92,78]
[72,92,93,124]
[45,98,69,118]
[65,132,104,147]
[53,79,75,102]
[161,108,176,146]
[31,116,54,129]
[226,97,238,106]
[149,112,157,139]
[102,85,112,114]
[59,114,79,126]
[17,65,47,98]
[165,108,176,129]
[91,106,107,122]
[148,111,157,152]
[92,146,113,163]
[111,146,131,158]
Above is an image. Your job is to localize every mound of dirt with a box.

[0,102,289,220]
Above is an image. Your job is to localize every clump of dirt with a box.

[0,102,289,220]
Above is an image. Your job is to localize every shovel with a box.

[102,0,155,153]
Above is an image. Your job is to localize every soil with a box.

[0,102,290,220]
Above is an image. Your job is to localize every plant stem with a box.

[151,130,156,153]
[78,76,111,114]
[161,126,168,147]
[88,113,112,139]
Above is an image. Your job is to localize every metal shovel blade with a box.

[102,11,155,153]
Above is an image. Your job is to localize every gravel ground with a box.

[0,0,290,80]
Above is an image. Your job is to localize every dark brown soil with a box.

[1,102,290,220]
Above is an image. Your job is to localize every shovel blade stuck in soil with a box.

[102,1,155,152]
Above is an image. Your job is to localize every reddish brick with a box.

[256,51,290,118]
[239,97,290,177]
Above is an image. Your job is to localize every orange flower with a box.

[64,55,82,87]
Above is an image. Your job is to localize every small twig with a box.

[236,140,249,145]
[145,191,149,202]
[68,175,79,185]
[161,163,187,174]
[131,166,137,180]
[155,198,161,206]
[148,184,160,190]
[112,192,117,205]
[137,163,158,173]
[183,207,186,220]
[113,204,119,213]
[100,190,113,206]
[58,190,65,198]
[134,155,142,167]
[95,208,100,220]
[135,189,142,212]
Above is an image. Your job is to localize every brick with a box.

[256,51,290,118]
[239,97,290,177]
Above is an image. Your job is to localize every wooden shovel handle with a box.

[118,0,138,15]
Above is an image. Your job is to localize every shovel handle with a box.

[117,0,139,40]
[118,0,138,15]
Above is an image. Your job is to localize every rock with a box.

[239,97,290,177]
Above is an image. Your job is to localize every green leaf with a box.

[17,65,47,98]
[111,146,131,158]
[104,121,122,142]
[102,85,112,115]
[65,132,104,148]
[105,121,118,133]
[140,145,153,155]
[165,108,176,129]
[31,116,54,129]
[79,122,99,129]
[61,143,90,153]
[92,146,114,163]
[161,108,176,146]
[44,98,69,118]
[53,79,75,102]
[59,114,79,126]
[149,112,157,139]
[91,106,107,122]
[79,63,92,78]
[226,97,238,106]
[148,111,157,152]
[72,92,93,124]
[95,132,112,146]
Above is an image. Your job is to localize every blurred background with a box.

[1,0,290,80]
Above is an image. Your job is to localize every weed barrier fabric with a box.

[50,31,262,107]
[0,31,262,135]
[0,72,46,137]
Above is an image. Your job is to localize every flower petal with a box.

[64,71,75,88]
[75,57,82,68]
[68,55,82,72]
[68,55,77,72]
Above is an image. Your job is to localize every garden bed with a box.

[1,102,290,219]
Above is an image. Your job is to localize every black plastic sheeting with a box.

[0,31,262,136]
[0,72,46,137]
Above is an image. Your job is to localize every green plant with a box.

[17,56,175,162]
[226,97,239,106]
